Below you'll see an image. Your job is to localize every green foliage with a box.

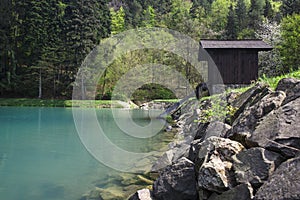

[209,0,231,32]
[142,6,156,27]
[1,0,300,100]
[110,6,125,35]
[264,0,275,19]
[259,68,300,90]
[131,83,176,102]
[198,96,238,123]
[248,0,265,33]
[279,14,300,72]
[280,0,300,16]
[225,5,238,39]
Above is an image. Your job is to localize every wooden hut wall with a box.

[207,49,258,84]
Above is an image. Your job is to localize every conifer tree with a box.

[264,0,274,19]
[225,5,238,39]
[235,0,248,33]
[280,0,300,16]
[248,0,265,31]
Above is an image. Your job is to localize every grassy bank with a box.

[0,98,120,108]
[259,70,300,89]
[1,69,299,107]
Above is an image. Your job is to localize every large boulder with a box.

[229,83,269,122]
[254,157,300,200]
[196,137,244,193]
[228,91,286,147]
[151,142,190,172]
[202,121,231,141]
[208,183,253,200]
[232,147,283,188]
[128,189,154,200]
[246,97,300,158]
[152,157,198,200]
[198,154,235,193]
[276,78,300,105]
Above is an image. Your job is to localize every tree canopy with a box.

[0,0,299,99]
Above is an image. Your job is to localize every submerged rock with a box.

[80,187,104,200]
[254,157,300,200]
[153,157,198,200]
[128,189,154,200]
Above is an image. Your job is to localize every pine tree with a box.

[248,0,265,31]
[60,0,111,98]
[142,6,156,27]
[123,0,143,28]
[235,0,248,32]
[280,0,300,17]
[264,0,274,19]
[0,0,15,94]
[225,5,238,39]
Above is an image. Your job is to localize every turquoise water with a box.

[0,107,166,200]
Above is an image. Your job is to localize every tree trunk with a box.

[38,68,42,99]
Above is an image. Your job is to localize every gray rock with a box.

[228,91,286,147]
[128,189,154,200]
[276,78,299,91]
[198,154,235,193]
[208,183,253,200]
[233,147,283,188]
[203,121,231,140]
[151,141,191,172]
[198,136,245,162]
[194,122,210,140]
[254,157,300,200]
[276,78,300,105]
[188,139,202,163]
[197,137,244,193]
[153,157,198,200]
[230,83,269,122]
[151,149,173,172]
[247,97,300,158]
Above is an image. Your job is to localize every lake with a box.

[0,107,170,200]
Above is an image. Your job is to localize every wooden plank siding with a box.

[200,40,272,85]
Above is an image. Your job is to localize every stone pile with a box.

[130,78,300,200]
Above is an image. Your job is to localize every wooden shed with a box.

[200,40,272,84]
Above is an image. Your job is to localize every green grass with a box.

[259,69,300,90]
[1,70,299,108]
[153,99,179,103]
[0,98,121,108]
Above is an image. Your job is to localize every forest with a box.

[0,0,299,100]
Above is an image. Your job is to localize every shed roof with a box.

[200,40,272,50]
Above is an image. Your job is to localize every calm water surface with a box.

[0,107,166,200]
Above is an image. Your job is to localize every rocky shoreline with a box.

[129,77,300,200]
